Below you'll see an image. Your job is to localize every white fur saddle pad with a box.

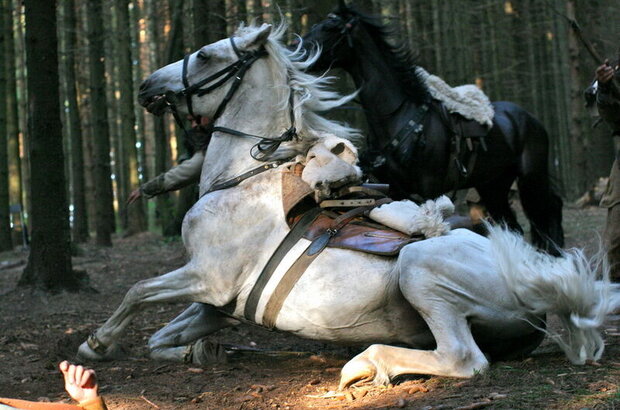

[369,196,455,238]
[416,67,494,127]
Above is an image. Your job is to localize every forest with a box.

[1,0,620,289]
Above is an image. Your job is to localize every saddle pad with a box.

[303,213,418,256]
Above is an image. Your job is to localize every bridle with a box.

[323,13,357,55]
[161,37,298,163]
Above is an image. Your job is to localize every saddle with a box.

[282,163,418,256]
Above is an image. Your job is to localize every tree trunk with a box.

[116,0,147,235]
[13,1,30,226]
[19,0,81,290]
[209,0,227,40]
[86,0,115,246]
[146,0,175,233]
[566,0,587,198]
[249,0,262,24]
[236,0,247,24]
[163,0,192,237]
[129,0,149,228]
[5,1,22,237]
[0,0,11,252]
[192,0,210,47]
[60,0,89,243]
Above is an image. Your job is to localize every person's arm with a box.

[596,63,620,135]
[129,151,204,203]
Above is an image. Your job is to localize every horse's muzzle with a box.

[139,94,170,116]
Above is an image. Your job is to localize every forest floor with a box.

[0,203,619,409]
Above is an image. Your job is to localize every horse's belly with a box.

[272,249,432,346]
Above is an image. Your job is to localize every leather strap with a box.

[260,199,392,328]
[320,198,376,208]
[202,161,282,196]
[262,250,319,328]
[243,207,323,322]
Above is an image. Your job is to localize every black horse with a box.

[301,3,564,254]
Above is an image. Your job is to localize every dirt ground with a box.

[1,204,619,409]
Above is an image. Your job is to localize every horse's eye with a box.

[197,50,209,61]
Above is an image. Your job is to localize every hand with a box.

[127,188,142,205]
[59,361,99,404]
[596,61,615,84]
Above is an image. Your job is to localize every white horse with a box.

[78,23,620,389]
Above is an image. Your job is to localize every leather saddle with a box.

[282,164,418,257]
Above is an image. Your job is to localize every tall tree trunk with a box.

[162,0,190,237]
[61,0,89,243]
[5,1,21,237]
[130,0,149,227]
[146,0,175,233]
[86,0,115,246]
[0,0,11,252]
[209,0,227,40]
[236,0,247,24]
[20,0,80,290]
[116,0,146,235]
[192,0,210,47]
[566,0,587,198]
[13,0,30,233]
[249,0,262,24]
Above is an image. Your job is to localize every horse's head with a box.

[138,23,273,121]
[301,2,362,72]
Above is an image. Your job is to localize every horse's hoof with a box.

[77,341,125,361]
[339,357,378,390]
[190,339,227,365]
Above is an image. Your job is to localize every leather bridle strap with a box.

[164,38,268,134]
[212,84,298,161]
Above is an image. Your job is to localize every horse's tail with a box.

[487,224,620,364]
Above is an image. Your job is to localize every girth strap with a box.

[251,199,392,329]
[243,207,323,322]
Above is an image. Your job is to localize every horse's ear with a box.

[241,23,272,49]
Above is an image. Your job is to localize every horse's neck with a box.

[346,30,424,147]
[199,91,290,195]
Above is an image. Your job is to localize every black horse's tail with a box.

[507,103,564,255]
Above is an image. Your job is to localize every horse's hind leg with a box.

[148,303,239,363]
[339,259,489,388]
[78,264,213,360]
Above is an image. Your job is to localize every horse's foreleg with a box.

[475,176,521,233]
[148,303,239,363]
[78,264,209,360]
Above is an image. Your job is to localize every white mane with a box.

[233,23,362,160]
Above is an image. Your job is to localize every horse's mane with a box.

[345,6,430,106]
[234,22,362,159]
